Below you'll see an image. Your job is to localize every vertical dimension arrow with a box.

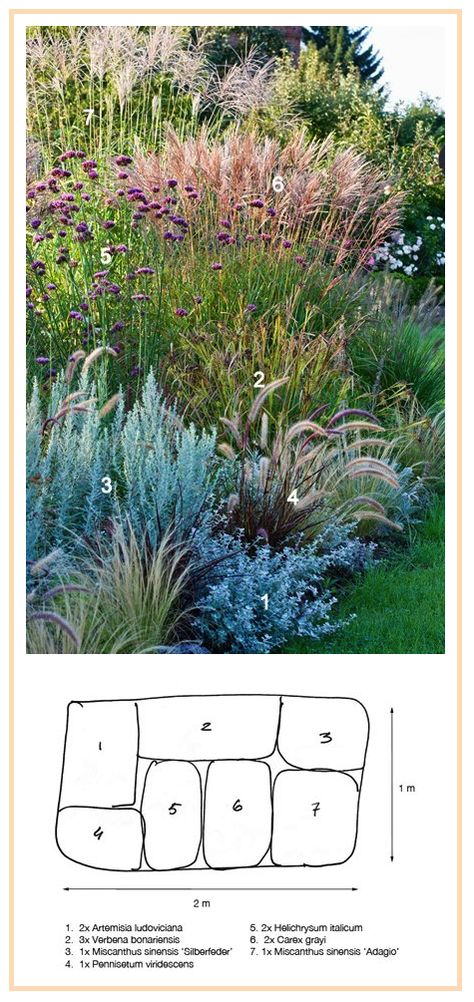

[390,708,394,861]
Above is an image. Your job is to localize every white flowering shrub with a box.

[374,232,423,276]
[374,216,445,279]
[197,527,374,654]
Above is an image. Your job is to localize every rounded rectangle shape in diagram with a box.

[277,696,369,771]
[59,701,139,809]
[141,760,202,870]
[138,695,280,762]
[271,769,360,867]
[56,806,144,871]
[203,760,272,869]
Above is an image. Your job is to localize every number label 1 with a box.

[260,593,269,610]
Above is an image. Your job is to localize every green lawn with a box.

[284,498,445,655]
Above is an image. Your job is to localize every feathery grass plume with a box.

[82,346,119,372]
[65,351,86,384]
[98,394,121,418]
[26,26,280,162]
[130,127,401,264]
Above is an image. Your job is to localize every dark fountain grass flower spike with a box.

[27,551,92,650]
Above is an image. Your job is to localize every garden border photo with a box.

[9,3,463,992]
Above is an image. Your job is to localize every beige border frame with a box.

[9,7,462,991]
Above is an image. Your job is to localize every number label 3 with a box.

[101,476,112,494]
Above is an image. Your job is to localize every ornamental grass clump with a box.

[219,378,403,547]
[26,26,276,163]
[26,527,193,654]
[25,128,401,413]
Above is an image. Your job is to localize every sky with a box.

[358,25,445,108]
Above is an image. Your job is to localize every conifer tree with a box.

[301,26,384,85]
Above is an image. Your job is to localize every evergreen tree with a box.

[301,26,384,85]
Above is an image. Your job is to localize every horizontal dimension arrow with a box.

[64,886,357,892]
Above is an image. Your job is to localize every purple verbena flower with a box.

[69,310,83,320]
[211,262,223,271]
[244,303,257,313]
[30,218,42,230]
[115,155,132,166]
[175,307,188,317]
[30,260,45,274]
[167,178,178,188]
[250,199,264,208]
[35,356,49,365]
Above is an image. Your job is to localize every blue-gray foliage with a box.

[26,371,218,562]
[197,526,374,654]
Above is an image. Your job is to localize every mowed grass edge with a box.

[284,496,445,655]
